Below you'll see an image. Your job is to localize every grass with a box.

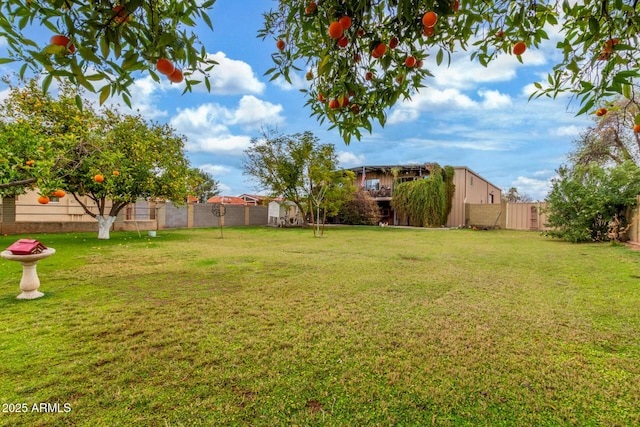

[1,226,639,426]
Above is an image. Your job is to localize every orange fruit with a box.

[25,160,35,166]
[276,39,286,51]
[513,41,527,55]
[634,124,640,133]
[423,26,435,37]
[37,195,50,205]
[328,21,344,39]
[168,68,184,83]
[337,36,349,48]
[365,71,373,81]
[305,71,313,80]
[328,99,339,109]
[53,189,66,198]
[595,108,607,117]
[305,1,317,14]
[405,56,417,67]
[113,170,120,176]
[422,11,438,28]
[50,35,75,53]
[94,174,105,183]
[340,95,349,108]
[389,37,399,49]
[113,5,131,23]
[339,16,352,30]
[156,58,175,75]
[371,43,386,58]
[318,93,326,102]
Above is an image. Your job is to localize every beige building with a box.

[348,164,502,227]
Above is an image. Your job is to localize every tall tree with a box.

[502,187,533,203]
[569,98,640,167]
[0,81,196,239]
[242,129,354,227]
[190,169,221,203]
[1,1,638,141]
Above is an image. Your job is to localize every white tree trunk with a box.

[97,215,117,240]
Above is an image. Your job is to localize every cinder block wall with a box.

[465,203,505,228]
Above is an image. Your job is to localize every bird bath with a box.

[1,248,56,299]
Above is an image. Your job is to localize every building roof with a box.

[206,196,247,205]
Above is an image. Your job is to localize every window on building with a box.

[364,179,380,191]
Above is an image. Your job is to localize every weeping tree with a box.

[392,164,455,227]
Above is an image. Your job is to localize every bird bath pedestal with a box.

[1,248,56,299]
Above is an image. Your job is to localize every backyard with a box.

[1,227,639,426]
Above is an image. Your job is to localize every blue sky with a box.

[0,0,593,200]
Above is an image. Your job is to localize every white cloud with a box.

[193,51,265,95]
[555,125,583,137]
[190,134,253,154]
[511,174,556,201]
[199,164,232,176]
[170,96,284,154]
[337,151,366,167]
[479,89,512,109]
[231,95,284,129]
[273,71,308,91]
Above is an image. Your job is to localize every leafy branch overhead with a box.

[0,0,218,107]
[261,0,640,143]
[1,1,639,142]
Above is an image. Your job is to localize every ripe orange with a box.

[422,11,438,28]
[328,99,339,109]
[276,39,286,51]
[328,21,344,39]
[595,108,607,117]
[339,16,352,30]
[513,41,527,55]
[37,195,50,205]
[305,1,317,14]
[25,160,35,166]
[337,36,349,48]
[405,56,417,67]
[168,68,184,83]
[53,189,66,198]
[634,124,640,133]
[113,5,131,23]
[50,35,75,53]
[94,174,105,183]
[113,170,120,176]
[371,43,386,58]
[156,58,175,75]
[389,37,399,49]
[423,26,435,37]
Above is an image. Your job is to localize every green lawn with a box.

[1,227,639,426]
